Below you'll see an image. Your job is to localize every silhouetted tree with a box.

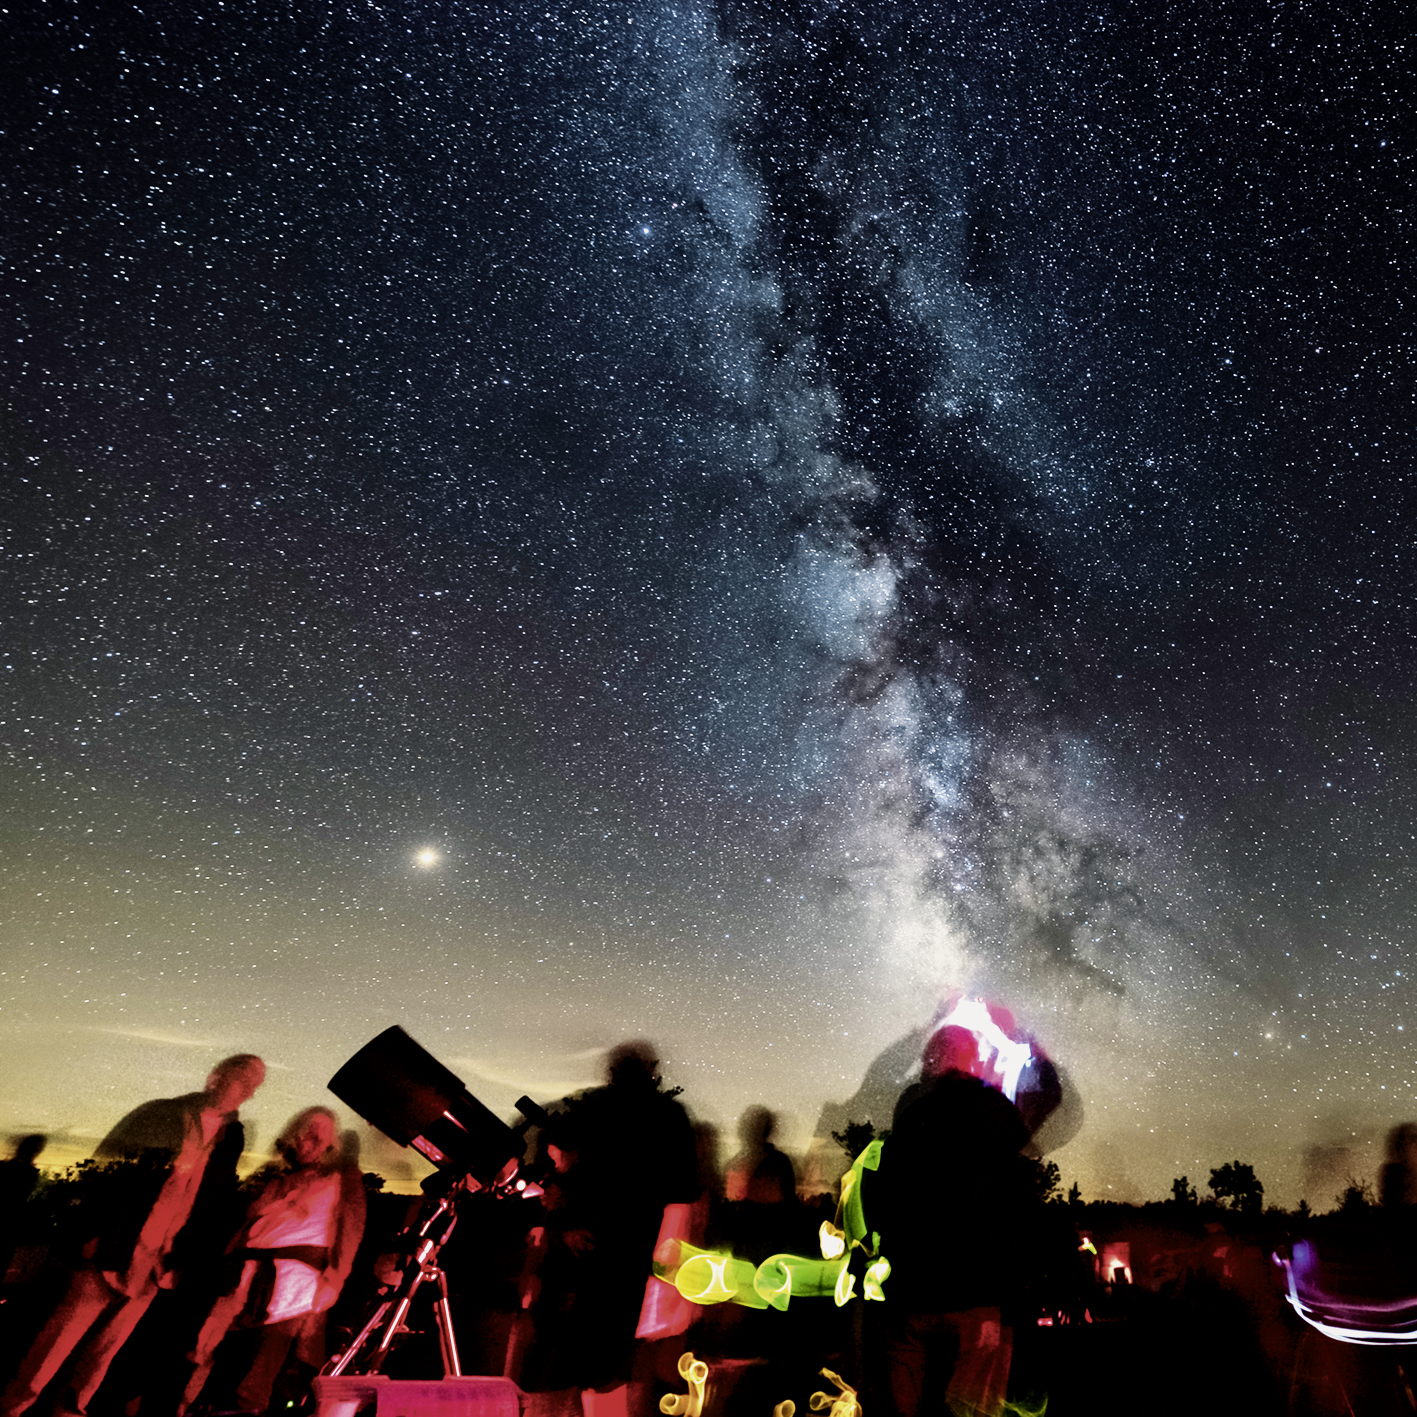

[1335,1176,1375,1213]
[1022,1157,1062,1205]
[1209,1160,1264,1215]
[1066,1181,1082,1207]
[1170,1175,1198,1207]
[831,1119,886,1158]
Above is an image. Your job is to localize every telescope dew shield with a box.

[329,1025,523,1183]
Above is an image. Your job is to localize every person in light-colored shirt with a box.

[180,1108,366,1417]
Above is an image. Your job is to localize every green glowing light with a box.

[651,1145,890,1311]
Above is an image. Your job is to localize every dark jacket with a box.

[87,1093,246,1277]
[870,1073,1032,1313]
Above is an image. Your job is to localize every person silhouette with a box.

[1381,1123,1417,1208]
[725,1107,796,1206]
[869,1026,1032,1417]
[0,1055,264,1417]
[180,1107,366,1417]
[0,1135,46,1289]
[522,1042,698,1410]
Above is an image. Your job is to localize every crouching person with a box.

[181,1109,365,1417]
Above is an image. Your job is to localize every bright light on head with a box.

[931,997,1034,1101]
[415,848,439,868]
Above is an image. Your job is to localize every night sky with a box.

[3,0,1413,1206]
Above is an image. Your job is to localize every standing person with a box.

[0,1055,265,1417]
[180,1107,365,1417]
[723,1107,799,1279]
[527,1043,698,1415]
[869,1027,1032,1417]
[724,1107,796,1208]
[511,1115,600,1409]
[0,1135,47,1289]
[1381,1123,1417,1207]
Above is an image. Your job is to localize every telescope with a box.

[323,1026,548,1377]
[328,1024,548,1189]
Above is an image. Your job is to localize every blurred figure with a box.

[180,1107,365,1417]
[690,1122,723,1207]
[723,1106,799,1283]
[511,1112,599,1407]
[0,1135,46,1288]
[1284,1121,1417,1415]
[0,1136,46,1210]
[1380,1122,1417,1207]
[0,1056,264,1417]
[520,1042,698,1414]
[870,1025,1033,1417]
[724,1107,795,1206]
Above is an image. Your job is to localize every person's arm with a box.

[94,1098,183,1161]
[317,1168,368,1309]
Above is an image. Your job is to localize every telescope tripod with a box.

[324,1183,466,1378]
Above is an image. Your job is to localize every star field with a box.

[2,0,1414,1204]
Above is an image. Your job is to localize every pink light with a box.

[932,996,1034,1101]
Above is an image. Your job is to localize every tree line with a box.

[832,1122,1378,1219]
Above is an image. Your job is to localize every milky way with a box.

[2,0,1413,1204]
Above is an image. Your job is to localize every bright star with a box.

[415,849,439,868]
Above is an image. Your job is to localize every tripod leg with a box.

[327,1265,426,1377]
[321,1186,467,1379]
[324,1300,392,1377]
[431,1268,462,1378]
[372,1289,418,1368]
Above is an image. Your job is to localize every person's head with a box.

[738,1105,776,1150]
[9,1134,46,1166]
[606,1040,659,1089]
[921,1025,979,1081]
[1389,1123,1417,1167]
[340,1129,362,1170]
[539,1109,586,1174]
[275,1107,339,1169]
[204,1054,266,1113]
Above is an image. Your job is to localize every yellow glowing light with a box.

[836,1139,883,1254]
[415,849,439,867]
[652,1141,894,1314]
[863,1258,891,1303]
[808,1369,861,1417]
[659,1353,709,1417]
[656,1243,857,1312]
[675,1252,741,1305]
